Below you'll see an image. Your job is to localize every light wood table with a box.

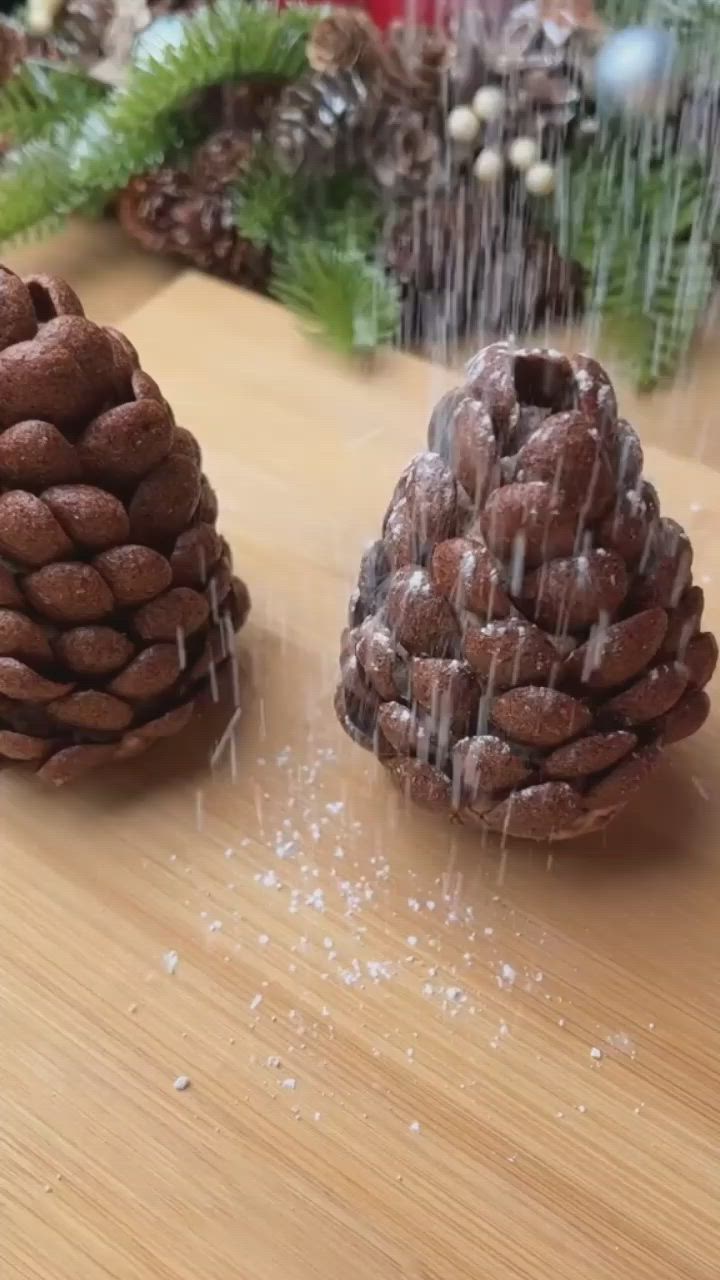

[4,220,178,326]
[1,273,719,1280]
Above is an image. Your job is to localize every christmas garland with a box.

[0,0,718,387]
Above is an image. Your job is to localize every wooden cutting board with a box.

[1,273,718,1280]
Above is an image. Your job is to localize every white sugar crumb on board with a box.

[163,950,179,975]
[250,994,263,1011]
[266,1056,281,1069]
[258,933,270,946]
[691,776,710,801]
[498,963,516,987]
[281,1078,297,1091]
[173,1075,191,1091]
[590,1047,604,1061]
[409,1121,421,1134]
[209,920,223,933]
[608,1031,636,1057]
[406,935,418,947]
[325,801,344,815]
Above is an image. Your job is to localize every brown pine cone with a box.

[385,194,582,347]
[269,69,376,175]
[307,9,380,77]
[364,104,441,197]
[0,266,250,785]
[190,128,255,194]
[335,345,716,842]
[215,79,286,132]
[51,0,114,60]
[383,21,454,111]
[0,21,26,83]
[117,157,271,291]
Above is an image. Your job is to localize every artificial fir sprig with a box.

[235,153,381,250]
[235,152,393,357]
[0,2,317,245]
[273,241,399,358]
[0,59,106,146]
[553,128,718,386]
[70,2,316,192]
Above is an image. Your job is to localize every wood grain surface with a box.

[5,221,177,326]
[1,271,719,1280]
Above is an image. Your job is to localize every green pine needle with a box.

[550,138,717,388]
[234,158,302,246]
[0,60,107,147]
[71,1,317,193]
[235,154,381,253]
[0,2,317,247]
[272,242,399,358]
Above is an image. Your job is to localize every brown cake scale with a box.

[0,266,249,784]
[335,343,717,841]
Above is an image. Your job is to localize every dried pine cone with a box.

[385,194,582,348]
[190,128,255,194]
[364,104,441,197]
[117,147,270,291]
[335,344,716,842]
[307,9,380,77]
[383,21,454,111]
[0,266,250,784]
[269,69,376,175]
[0,20,26,82]
[51,0,114,60]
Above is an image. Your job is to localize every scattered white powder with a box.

[259,869,280,889]
[409,1121,421,1134]
[173,1075,191,1091]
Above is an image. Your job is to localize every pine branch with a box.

[234,153,381,252]
[234,156,302,245]
[599,234,713,388]
[549,137,717,387]
[272,241,399,358]
[0,60,106,147]
[71,2,317,193]
[0,3,317,246]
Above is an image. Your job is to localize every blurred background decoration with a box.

[0,0,719,384]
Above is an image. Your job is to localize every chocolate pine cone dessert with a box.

[0,266,249,784]
[335,344,716,842]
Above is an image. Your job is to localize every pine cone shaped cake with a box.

[335,344,717,842]
[0,266,250,784]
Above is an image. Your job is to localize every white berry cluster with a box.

[446,84,555,197]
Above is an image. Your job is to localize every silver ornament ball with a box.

[594,26,678,115]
